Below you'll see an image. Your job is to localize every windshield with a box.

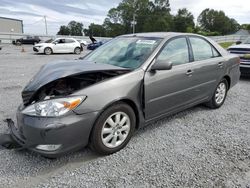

[84,37,162,69]
[243,37,250,44]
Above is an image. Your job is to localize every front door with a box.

[144,37,198,120]
[53,39,66,53]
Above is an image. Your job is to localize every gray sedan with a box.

[1,32,240,158]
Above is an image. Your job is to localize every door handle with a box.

[186,70,193,76]
[218,62,224,67]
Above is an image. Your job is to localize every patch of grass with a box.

[219,42,234,49]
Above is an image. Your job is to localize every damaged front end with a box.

[23,70,129,105]
[0,60,131,155]
[22,60,130,106]
[0,119,22,150]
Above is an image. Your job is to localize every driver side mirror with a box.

[236,41,242,45]
[53,42,58,45]
[151,60,173,71]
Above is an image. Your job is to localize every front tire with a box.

[89,102,136,155]
[206,78,228,109]
[44,47,52,55]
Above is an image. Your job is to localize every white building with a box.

[0,16,23,33]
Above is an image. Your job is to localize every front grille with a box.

[240,57,250,62]
[228,48,250,54]
[22,91,34,105]
[33,47,38,52]
[228,48,250,63]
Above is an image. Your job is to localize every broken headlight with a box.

[22,96,85,117]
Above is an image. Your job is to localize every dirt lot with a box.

[0,44,250,188]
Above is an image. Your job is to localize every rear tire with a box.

[205,78,228,109]
[44,47,52,55]
[89,102,136,155]
[74,47,81,54]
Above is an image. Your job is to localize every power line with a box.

[24,18,44,26]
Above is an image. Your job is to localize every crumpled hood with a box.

[23,60,129,92]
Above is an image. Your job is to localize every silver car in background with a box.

[3,32,240,158]
[228,37,250,75]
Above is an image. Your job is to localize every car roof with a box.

[121,32,202,39]
[55,38,76,40]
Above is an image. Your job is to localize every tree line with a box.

[57,0,244,37]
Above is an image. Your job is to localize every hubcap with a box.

[45,48,51,54]
[101,112,130,148]
[75,49,80,54]
[215,82,226,104]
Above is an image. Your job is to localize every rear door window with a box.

[189,37,221,61]
[65,39,75,43]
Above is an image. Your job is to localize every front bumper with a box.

[9,106,98,157]
[33,47,39,52]
[33,47,44,53]
[240,64,250,75]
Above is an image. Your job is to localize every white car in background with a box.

[77,39,88,46]
[33,38,82,55]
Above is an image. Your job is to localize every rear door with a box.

[144,37,201,120]
[187,36,225,98]
[65,39,76,52]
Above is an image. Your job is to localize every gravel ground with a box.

[0,45,250,188]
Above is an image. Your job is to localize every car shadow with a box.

[134,104,209,137]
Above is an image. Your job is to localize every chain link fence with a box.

[0,32,111,44]
[0,32,249,44]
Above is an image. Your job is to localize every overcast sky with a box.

[0,0,249,35]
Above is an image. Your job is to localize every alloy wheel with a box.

[101,112,131,148]
[215,82,226,105]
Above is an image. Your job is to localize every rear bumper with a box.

[9,106,98,158]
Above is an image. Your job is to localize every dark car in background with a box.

[13,36,41,45]
[2,32,240,158]
[228,37,250,75]
[87,40,110,50]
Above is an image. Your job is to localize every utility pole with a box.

[44,15,48,35]
[132,13,137,34]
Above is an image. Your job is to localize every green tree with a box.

[68,21,83,36]
[57,25,70,35]
[198,9,239,35]
[173,8,194,32]
[241,24,250,30]
[143,0,173,32]
[102,0,173,36]
[84,23,106,37]
[57,21,84,36]
[102,8,126,37]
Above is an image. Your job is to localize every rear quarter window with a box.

[65,39,75,43]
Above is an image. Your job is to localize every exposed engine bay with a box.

[24,70,129,105]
